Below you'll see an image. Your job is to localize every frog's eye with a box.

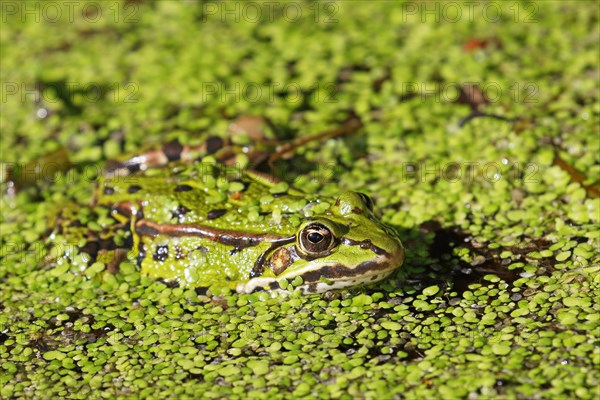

[298,223,336,257]
[358,192,374,211]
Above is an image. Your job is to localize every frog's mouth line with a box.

[237,248,404,294]
[298,259,397,284]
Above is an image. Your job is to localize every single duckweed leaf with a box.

[422,285,440,296]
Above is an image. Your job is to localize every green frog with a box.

[50,120,404,294]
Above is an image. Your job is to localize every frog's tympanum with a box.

[50,131,404,294]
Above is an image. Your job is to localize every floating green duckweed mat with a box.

[1,1,598,399]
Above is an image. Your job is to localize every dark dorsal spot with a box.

[174,246,185,260]
[207,209,227,220]
[351,207,363,215]
[163,139,184,162]
[127,164,141,174]
[174,184,193,192]
[127,185,142,194]
[172,204,191,220]
[230,247,242,256]
[103,186,115,195]
[136,242,146,265]
[153,245,169,262]
[206,136,224,154]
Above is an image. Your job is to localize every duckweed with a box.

[1,2,599,399]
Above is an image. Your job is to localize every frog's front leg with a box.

[110,201,145,256]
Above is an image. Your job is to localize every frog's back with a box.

[97,164,327,289]
[99,164,317,234]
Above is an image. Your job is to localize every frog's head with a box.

[237,191,404,293]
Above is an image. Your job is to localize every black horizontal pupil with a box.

[308,232,324,243]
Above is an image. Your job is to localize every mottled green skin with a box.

[98,163,404,293]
